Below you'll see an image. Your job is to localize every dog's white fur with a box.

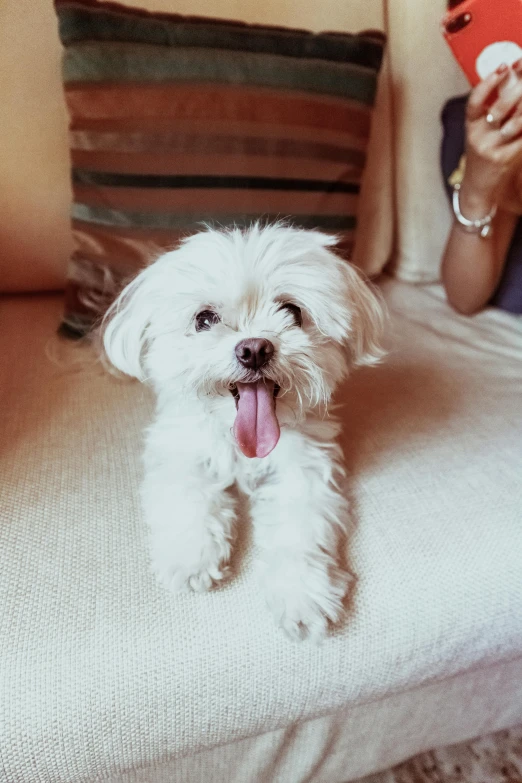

[103,223,384,640]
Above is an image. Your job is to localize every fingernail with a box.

[496,63,509,74]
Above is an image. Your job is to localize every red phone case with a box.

[442,0,522,86]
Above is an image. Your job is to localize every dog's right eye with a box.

[278,302,302,327]
[195,310,221,332]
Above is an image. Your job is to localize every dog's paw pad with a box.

[153,562,229,593]
[264,563,351,642]
[151,547,231,594]
[150,528,232,594]
[187,564,230,593]
[281,614,328,643]
[274,596,334,642]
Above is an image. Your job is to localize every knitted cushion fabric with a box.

[1,278,521,781]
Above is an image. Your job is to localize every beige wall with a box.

[0,0,385,292]
[121,0,384,34]
[0,0,72,291]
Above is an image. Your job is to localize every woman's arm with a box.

[442,63,522,314]
[442,191,516,315]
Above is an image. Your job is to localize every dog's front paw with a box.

[150,530,232,594]
[263,557,351,642]
[153,558,230,593]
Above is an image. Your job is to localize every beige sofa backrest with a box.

[386,0,468,283]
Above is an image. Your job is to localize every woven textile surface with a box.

[0,277,521,782]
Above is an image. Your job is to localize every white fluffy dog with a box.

[103,223,384,640]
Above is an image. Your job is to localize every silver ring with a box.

[486,113,497,126]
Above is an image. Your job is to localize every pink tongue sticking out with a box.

[233,380,280,458]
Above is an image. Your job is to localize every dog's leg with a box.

[142,461,236,593]
[252,434,352,641]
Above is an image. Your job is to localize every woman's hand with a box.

[442,63,522,315]
[463,61,522,216]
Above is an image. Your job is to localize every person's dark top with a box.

[441,95,522,314]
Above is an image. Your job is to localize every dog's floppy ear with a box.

[307,232,386,367]
[103,267,155,380]
[342,261,386,367]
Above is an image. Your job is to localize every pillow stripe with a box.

[71,151,364,183]
[72,170,361,193]
[57,4,384,72]
[65,84,373,136]
[63,44,378,103]
[72,204,357,232]
[70,220,355,251]
[70,131,368,165]
[69,120,370,150]
[72,185,359,217]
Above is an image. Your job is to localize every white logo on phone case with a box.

[476,41,522,78]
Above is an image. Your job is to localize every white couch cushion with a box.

[0,278,521,782]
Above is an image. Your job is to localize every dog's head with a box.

[103,224,384,458]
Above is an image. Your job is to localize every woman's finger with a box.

[510,91,522,118]
[467,65,510,121]
[499,114,522,142]
[487,75,522,126]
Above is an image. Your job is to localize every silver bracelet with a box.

[452,182,497,238]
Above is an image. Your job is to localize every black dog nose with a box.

[235,338,274,370]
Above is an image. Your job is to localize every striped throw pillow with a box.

[55,0,385,337]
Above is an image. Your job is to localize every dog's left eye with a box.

[195,310,221,332]
[278,302,302,327]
